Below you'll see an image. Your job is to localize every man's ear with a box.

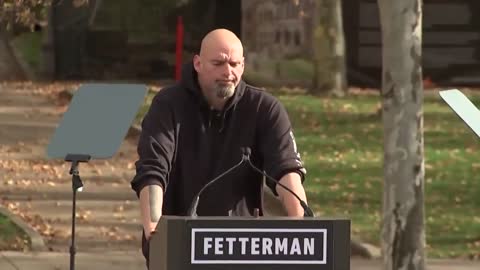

[193,55,201,72]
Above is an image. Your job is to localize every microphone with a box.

[187,152,248,216]
[242,147,314,217]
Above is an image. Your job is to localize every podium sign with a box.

[191,228,327,264]
[150,216,350,270]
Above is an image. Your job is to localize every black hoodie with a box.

[131,63,306,216]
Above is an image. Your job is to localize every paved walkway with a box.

[0,251,145,270]
[0,251,479,270]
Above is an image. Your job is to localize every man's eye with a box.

[230,63,238,68]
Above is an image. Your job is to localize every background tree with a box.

[1,0,54,29]
[377,0,426,269]
[312,0,347,96]
[0,0,55,80]
[0,0,86,80]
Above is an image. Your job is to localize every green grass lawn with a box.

[279,91,480,259]
[137,88,480,259]
[0,213,30,251]
[11,31,42,72]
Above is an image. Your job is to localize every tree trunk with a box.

[41,5,57,80]
[0,26,26,80]
[311,0,347,96]
[377,0,425,270]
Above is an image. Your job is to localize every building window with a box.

[284,30,291,45]
[294,30,301,46]
[266,11,273,21]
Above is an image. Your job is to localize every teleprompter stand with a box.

[46,84,148,270]
[65,154,90,270]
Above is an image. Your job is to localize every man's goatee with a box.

[216,84,235,99]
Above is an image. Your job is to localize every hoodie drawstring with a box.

[218,113,226,133]
[208,109,213,128]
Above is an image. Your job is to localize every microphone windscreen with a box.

[242,147,252,156]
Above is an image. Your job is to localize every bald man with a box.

[131,29,308,266]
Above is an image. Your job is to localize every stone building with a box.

[242,0,315,58]
[240,0,316,86]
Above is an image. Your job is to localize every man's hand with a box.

[139,184,164,239]
[276,172,308,217]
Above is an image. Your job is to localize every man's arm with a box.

[277,172,307,217]
[131,93,175,239]
[258,96,308,216]
[139,184,163,239]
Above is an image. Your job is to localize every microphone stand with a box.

[243,153,314,217]
[187,155,247,216]
[187,147,314,217]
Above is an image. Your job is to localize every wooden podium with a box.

[149,216,350,270]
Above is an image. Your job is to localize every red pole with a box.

[175,16,184,82]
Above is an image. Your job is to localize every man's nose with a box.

[221,63,233,77]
